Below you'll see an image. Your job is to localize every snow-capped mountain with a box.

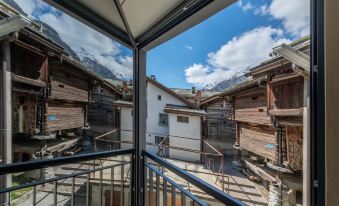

[76,47,128,80]
[205,74,247,92]
[4,0,128,81]
[204,82,218,90]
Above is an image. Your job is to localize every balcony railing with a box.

[0,149,244,206]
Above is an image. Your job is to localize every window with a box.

[177,116,189,123]
[159,113,168,126]
[155,136,165,144]
[157,95,161,101]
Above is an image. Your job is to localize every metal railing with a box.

[144,151,244,206]
[0,148,243,206]
[0,149,134,206]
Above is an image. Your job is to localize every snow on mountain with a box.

[4,0,127,81]
[76,47,128,80]
[208,74,247,92]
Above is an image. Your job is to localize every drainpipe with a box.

[303,76,311,206]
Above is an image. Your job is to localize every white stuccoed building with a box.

[114,76,206,162]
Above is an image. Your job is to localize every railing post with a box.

[100,169,103,206]
[33,185,36,206]
[149,170,153,206]
[163,179,168,206]
[110,167,114,206]
[132,48,147,206]
[121,165,124,206]
[71,177,75,206]
[172,185,176,206]
[54,181,57,206]
[86,173,90,206]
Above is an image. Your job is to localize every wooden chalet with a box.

[0,7,122,162]
[200,94,236,155]
[216,37,310,197]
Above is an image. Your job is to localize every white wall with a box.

[168,114,201,162]
[120,107,133,149]
[119,82,202,162]
[146,83,186,155]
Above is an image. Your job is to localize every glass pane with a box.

[145,0,311,205]
[0,1,134,205]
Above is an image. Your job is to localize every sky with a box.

[14,0,310,89]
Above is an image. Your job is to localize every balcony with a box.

[0,149,243,206]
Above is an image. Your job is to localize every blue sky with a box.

[14,0,310,89]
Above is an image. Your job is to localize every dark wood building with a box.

[200,95,236,155]
[223,37,310,198]
[0,9,122,162]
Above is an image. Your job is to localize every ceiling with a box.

[45,0,236,50]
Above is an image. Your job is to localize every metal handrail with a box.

[0,148,134,175]
[143,151,245,206]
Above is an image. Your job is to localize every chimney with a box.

[192,86,196,94]
[150,75,156,81]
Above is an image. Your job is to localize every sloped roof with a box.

[248,35,310,76]
[147,77,198,109]
[164,104,206,116]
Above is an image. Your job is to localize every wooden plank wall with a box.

[49,64,89,102]
[286,126,303,171]
[46,103,85,132]
[268,77,304,110]
[238,122,278,161]
[88,84,119,126]
[234,87,271,125]
[204,99,235,140]
[12,92,37,135]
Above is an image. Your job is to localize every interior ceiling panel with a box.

[45,0,236,49]
[121,0,184,38]
[78,0,126,32]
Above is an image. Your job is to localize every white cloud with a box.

[15,0,133,79]
[238,0,254,12]
[254,4,269,16]
[15,0,54,17]
[251,0,310,37]
[268,0,310,37]
[185,26,291,87]
[185,44,193,51]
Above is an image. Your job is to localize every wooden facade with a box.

[228,76,305,171]
[227,38,310,172]
[200,96,235,155]
[88,83,122,127]
[1,10,123,161]
[237,122,277,161]
[233,87,271,125]
[46,61,91,132]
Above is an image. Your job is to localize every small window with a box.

[155,136,165,144]
[251,96,258,100]
[157,95,162,101]
[177,116,189,123]
[159,113,168,126]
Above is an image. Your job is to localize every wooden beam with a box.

[268,108,303,116]
[12,74,46,87]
